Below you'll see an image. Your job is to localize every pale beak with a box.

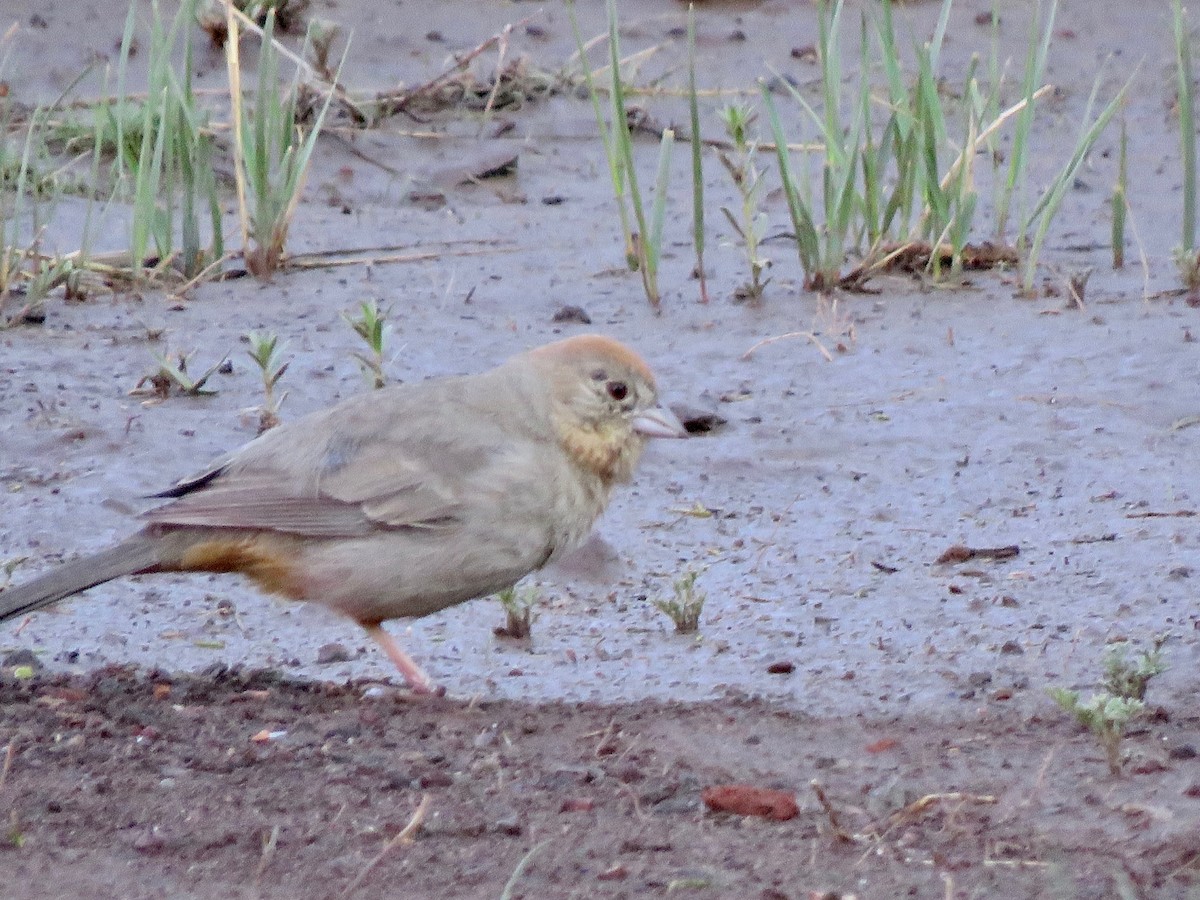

[633,404,689,439]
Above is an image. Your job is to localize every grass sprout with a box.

[1049,688,1144,776]
[718,104,770,301]
[1101,636,1168,703]
[653,570,706,634]
[1174,0,1199,287]
[245,330,289,433]
[1049,636,1167,775]
[132,349,228,400]
[495,586,538,640]
[226,6,344,278]
[567,0,668,305]
[344,299,390,388]
[1112,117,1127,270]
[110,0,224,280]
[686,6,708,303]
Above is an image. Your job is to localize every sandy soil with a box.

[1,0,1199,896]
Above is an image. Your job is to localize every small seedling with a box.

[1049,687,1144,776]
[343,299,390,388]
[1,556,27,589]
[226,7,343,278]
[132,349,227,399]
[306,19,343,81]
[1111,117,1127,269]
[495,586,538,640]
[1101,636,1168,702]
[1174,0,1198,288]
[717,104,769,302]
[1049,636,1166,775]
[685,7,708,304]
[245,330,289,433]
[6,811,23,849]
[653,570,706,634]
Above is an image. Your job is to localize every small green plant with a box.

[1112,117,1127,269]
[1049,637,1167,775]
[1101,636,1168,702]
[1049,688,1144,776]
[685,7,708,304]
[1174,0,1199,287]
[227,7,343,277]
[1019,67,1132,294]
[567,0,670,305]
[1,556,27,589]
[653,570,706,634]
[343,299,390,388]
[110,0,224,280]
[245,330,289,433]
[132,349,227,399]
[718,104,770,302]
[495,586,538,640]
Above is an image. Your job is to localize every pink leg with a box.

[362,623,441,695]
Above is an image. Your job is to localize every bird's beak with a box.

[633,404,688,439]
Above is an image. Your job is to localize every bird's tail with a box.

[0,538,163,622]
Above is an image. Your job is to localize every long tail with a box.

[0,538,163,622]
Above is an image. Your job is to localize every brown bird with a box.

[0,334,686,693]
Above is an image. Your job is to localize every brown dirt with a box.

[2,667,1199,899]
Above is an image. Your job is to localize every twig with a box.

[742,330,833,362]
[499,841,550,900]
[254,824,280,885]
[1126,510,1196,519]
[886,791,997,828]
[379,17,536,116]
[0,741,14,794]
[810,780,854,843]
[340,793,431,898]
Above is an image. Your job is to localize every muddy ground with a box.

[1,0,1199,897]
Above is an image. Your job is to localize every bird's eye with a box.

[606,380,628,401]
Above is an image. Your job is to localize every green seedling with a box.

[1049,636,1166,775]
[686,6,708,303]
[653,570,706,634]
[718,104,769,301]
[110,0,224,280]
[1,556,27,589]
[495,586,538,640]
[1049,687,1144,776]
[343,299,390,388]
[245,330,289,433]
[1112,117,1127,269]
[566,0,669,305]
[227,8,344,278]
[1020,66,1132,294]
[133,349,228,399]
[1174,0,1198,286]
[994,0,1056,243]
[1101,637,1168,702]
[6,812,24,849]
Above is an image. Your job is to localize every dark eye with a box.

[606,380,628,401]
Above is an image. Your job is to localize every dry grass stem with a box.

[0,741,14,794]
[810,780,855,843]
[742,331,833,362]
[340,793,431,898]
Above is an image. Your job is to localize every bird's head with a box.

[523,334,686,484]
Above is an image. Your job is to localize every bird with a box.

[0,334,686,694]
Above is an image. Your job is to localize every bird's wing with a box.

[143,383,523,538]
[143,474,379,537]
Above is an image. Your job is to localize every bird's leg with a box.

[362,623,441,695]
